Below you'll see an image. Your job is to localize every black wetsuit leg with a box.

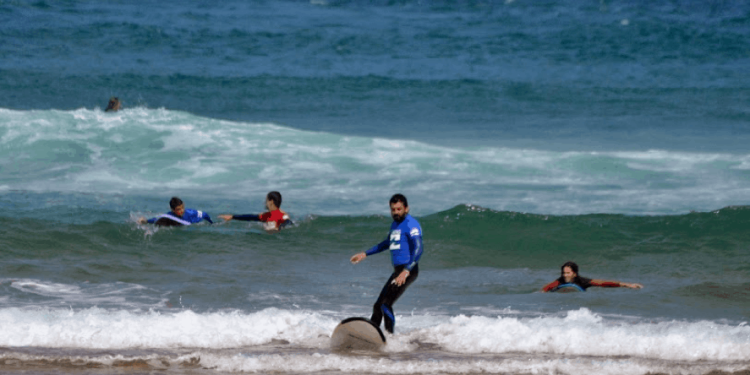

[370,264,419,334]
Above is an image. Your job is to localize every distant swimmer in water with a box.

[350,193,423,334]
[105,97,121,112]
[219,191,292,232]
[138,197,213,226]
[541,261,643,292]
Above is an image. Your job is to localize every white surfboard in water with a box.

[330,317,386,351]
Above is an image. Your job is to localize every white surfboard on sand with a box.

[330,317,386,351]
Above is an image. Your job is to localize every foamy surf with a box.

[3,107,750,216]
[1,345,749,375]
[3,2,750,374]
[1,306,748,363]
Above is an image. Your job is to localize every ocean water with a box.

[1,1,750,374]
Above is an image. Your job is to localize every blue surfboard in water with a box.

[552,283,586,293]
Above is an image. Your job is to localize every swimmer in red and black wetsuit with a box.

[219,191,292,232]
[541,261,643,292]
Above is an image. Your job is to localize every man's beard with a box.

[392,213,406,222]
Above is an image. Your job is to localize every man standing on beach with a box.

[350,193,423,334]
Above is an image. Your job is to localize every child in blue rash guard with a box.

[350,193,423,334]
[138,197,213,226]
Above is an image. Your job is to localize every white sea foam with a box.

[1,350,748,375]
[10,279,84,297]
[0,307,334,349]
[2,108,750,216]
[199,352,749,375]
[1,306,748,363]
[407,308,750,361]
[4,279,166,309]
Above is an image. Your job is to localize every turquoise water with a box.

[1,1,750,374]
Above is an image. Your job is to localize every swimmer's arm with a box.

[202,212,213,224]
[185,210,212,224]
[266,217,293,231]
[280,213,293,228]
[280,218,293,228]
[590,279,643,289]
[137,216,157,224]
[541,280,560,293]
[220,214,261,222]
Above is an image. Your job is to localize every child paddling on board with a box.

[542,261,643,292]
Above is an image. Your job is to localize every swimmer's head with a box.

[266,191,282,210]
[105,97,121,112]
[169,197,185,216]
[561,261,579,283]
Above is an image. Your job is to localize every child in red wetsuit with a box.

[219,191,292,231]
[541,261,643,292]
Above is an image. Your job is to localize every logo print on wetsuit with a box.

[389,229,401,250]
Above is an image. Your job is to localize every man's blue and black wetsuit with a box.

[366,213,423,334]
[147,209,213,226]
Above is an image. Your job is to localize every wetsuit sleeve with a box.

[404,235,423,272]
[589,280,621,288]
[189,210,212,224]
[542,280,561,292]
[146,212,172,224]
[279,211,293,228]
[365,237,390,256]
[232,214,261,222]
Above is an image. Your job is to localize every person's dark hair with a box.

[389,193,408,207]
[267,191,282,208]
[169,197,184,210]
[105,97,120,112]
[561,261,579,276]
